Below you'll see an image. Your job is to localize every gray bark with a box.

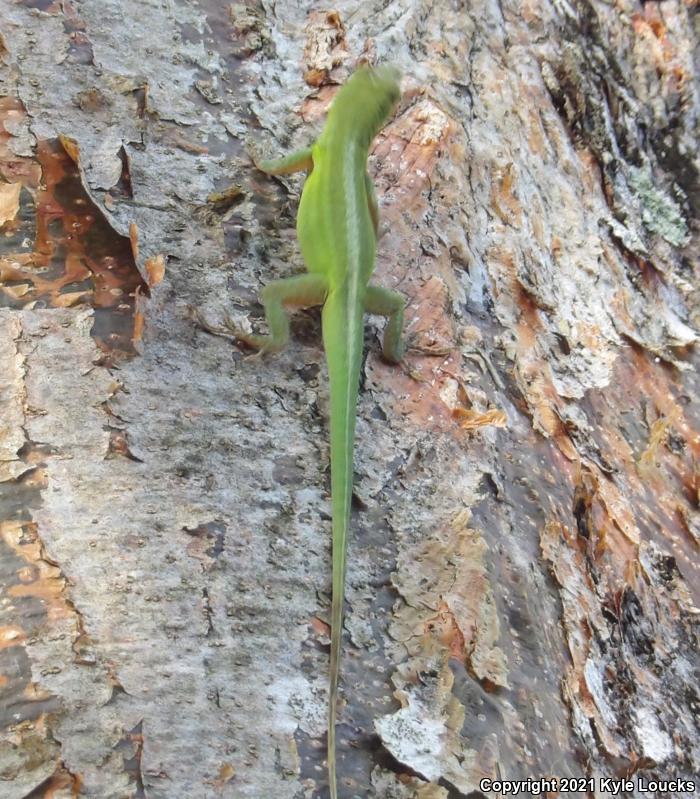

[0,1,697,798]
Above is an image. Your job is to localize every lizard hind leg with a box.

[364,283,406,363]
[231,273,329,354]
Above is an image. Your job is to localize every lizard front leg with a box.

[256,146,314,176]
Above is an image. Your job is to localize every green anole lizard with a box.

[236,66,405,798]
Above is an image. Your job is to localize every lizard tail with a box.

[322,290,365,799]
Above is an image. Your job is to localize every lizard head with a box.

[327,64,401,146]
[365,64,401,106]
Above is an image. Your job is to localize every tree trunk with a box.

[0,1,697,798]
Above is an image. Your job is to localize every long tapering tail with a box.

[322,289,364,799]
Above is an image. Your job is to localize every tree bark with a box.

[0,1,697,798]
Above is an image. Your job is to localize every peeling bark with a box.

[0,1,698,798]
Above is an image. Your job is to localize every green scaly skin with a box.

[244,66,405,799]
